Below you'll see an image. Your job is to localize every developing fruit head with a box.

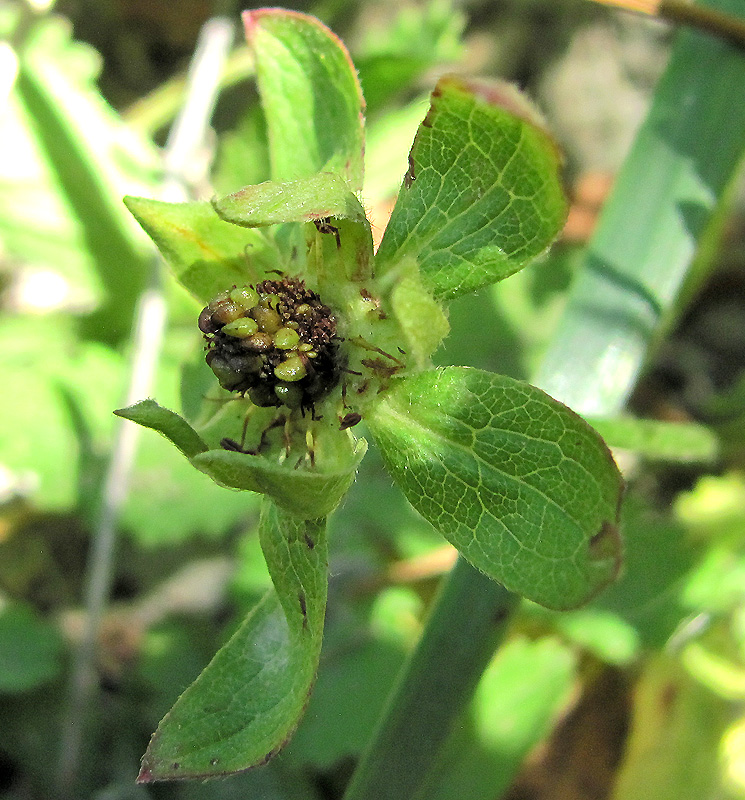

[199,276,341,412]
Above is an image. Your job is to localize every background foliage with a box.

[2,1,745,799]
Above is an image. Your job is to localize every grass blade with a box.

[535,0,745,415]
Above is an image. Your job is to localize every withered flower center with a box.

[199,276,340,410]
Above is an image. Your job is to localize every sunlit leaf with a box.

[417,638,576,800]
[369,367,623,609]
[375,76,567,301]
[139,501,328,780]
[114,399,208,459]
[7,16,157,341]
[124,197,283,304]
[588,416,720,465]
[244,9,365,190]
[213,172,367,227]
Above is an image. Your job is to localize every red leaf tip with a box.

[440,75,551,131]
[136,765,153,784]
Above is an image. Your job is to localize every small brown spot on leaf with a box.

[313,217,341,248]
[257,746,281,767]
[298,592,308,628]
[589,521,622,578]
[404,154,416,188]
[304,533,315,549]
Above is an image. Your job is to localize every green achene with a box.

[117,7,623,783]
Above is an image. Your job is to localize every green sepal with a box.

[123,196,283,303]
[368,367,623,610]
[389,257,450,368]
[375,76,568,301]
[213,172,367,227]
[117,397,366,519]
[244,9,365,189]
[114,399,208,459]
[138,500,328,781]
[191,438,367,520]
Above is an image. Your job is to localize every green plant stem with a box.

[342,558,517,800]
[659,0,745,51]
[343,2,745,798]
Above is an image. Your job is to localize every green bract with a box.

[118,7,623,783]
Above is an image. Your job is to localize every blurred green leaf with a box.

[588,417,720,465]
[177,763,323,800]
[139,501,328,781]
[369,367,623,609]
[244,9,365,190]
[137,622,217,726]
[363,98,429,206]
[213,104,271,196]
[416,637,576,800]
[673,472,745,617]
[124,197,283,304]
[535,0,745,416]
[434,246,575,383]
[8,16,157,342]
[704,373,745,461]
[123,429,261,547]
[355,0,465,114]
[375,75,567,301]
[676,471,745,543]
[0,602,64,693]
[683,548,745,614]
[0,311,255,545]
[123,45,256,139]
[553,609,640,666]
[0,315,123,509]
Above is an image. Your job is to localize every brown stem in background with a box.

[590,0,745,51]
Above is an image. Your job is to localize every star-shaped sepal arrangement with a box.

[117,8,623,783]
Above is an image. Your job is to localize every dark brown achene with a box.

[199,277,341,411]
